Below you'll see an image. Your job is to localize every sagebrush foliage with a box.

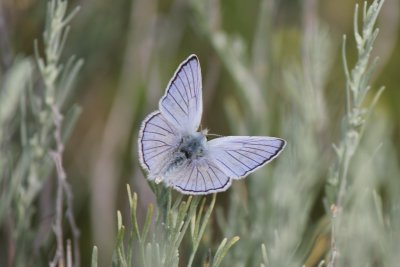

[1,0,399,267]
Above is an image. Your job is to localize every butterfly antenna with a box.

[206,133,223,137]
[200,125,222,137]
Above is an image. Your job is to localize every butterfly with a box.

[138,54,286,195]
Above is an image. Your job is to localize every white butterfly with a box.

[138,55,286,195]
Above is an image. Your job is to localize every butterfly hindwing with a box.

[159,55,202,133]
[166,157,232,195]
[207,136,286,179]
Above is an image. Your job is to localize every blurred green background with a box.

[1,0,400,266]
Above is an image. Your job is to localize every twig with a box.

[49,105,66,267]
[326,1,385,266]
[63,180,81,267]
[34,1,82,265]
[49,104,80,267]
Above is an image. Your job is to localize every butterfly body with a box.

[178,132,207,160]
[138,55,286,195]
[154,132,207,183]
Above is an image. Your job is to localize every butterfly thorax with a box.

[179,132,206,158]
[165,132,207,174]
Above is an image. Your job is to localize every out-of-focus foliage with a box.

[1,0,400,266]
[1,0,82,266]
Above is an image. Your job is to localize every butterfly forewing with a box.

[166,158,232,195]
[138,111,180,175]
[207,136,286,179]
[159,55,202,133]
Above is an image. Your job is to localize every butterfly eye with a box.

[182,149,191,159]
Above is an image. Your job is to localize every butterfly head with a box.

[200,128,209,136]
